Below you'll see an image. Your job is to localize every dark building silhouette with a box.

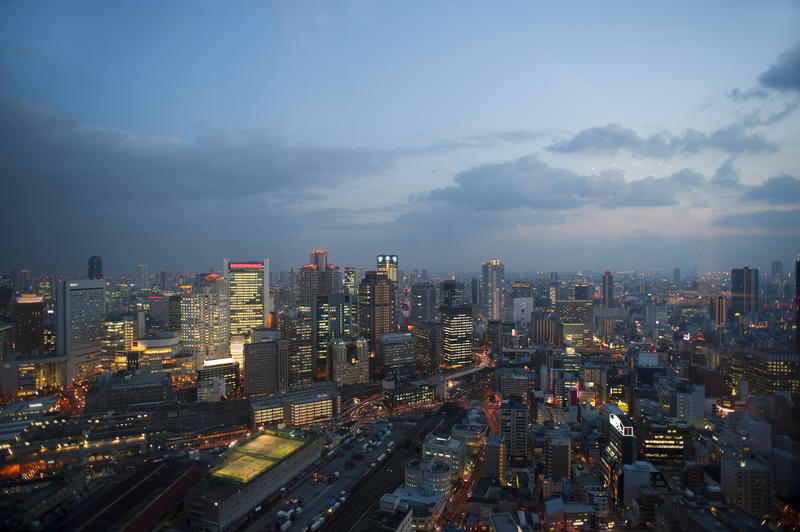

[731,266,759,315]
[602,271,614,308]
[14,295,45,355]
[88,255,103,280]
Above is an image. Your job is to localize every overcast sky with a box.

[1,1,799,275]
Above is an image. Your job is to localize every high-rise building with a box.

[410,281,436,324]
[441,305,473,367]
[673,268,681,284]
[713,296,727,329]
[602,271,614,308]
[557,299,593,347]
[56,279,106,382]
[88,256,103,280]
[243,339,288,397]
[545,430,571,479]
[412,321,441,373]
[137,264,149,291]
[721,457,772,519]
[224,259,270,337]
[343,267,358,296]
[279,311,313,386]
[737,348,800,395]
[377,255,399,330]
[14,294,44,355]
[180,273,229,366]
[731,266,759,315]
[511,281,532,299]
[481,259,505,320]
[771,260,783,281]
[440,279,465,306]
[796,255,799,353]
[377,332,414,378]
[330,337,370,386]
[358,270,394,354]
[12,269,32,293]
[499,398,529,459]
[573,283,591,301]
[298,250,340,308]
[600,405,636,499]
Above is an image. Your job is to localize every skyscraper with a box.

[602,271,614,308]
[499,398,529,460]
[377,254,399,330]
[731,266,759,315]
[279,311,314,386]
[180,273,229,366]
[440,279,465,306]
[410,281,436,323]
[298,250,340,308]
[330,337,370,386]
[243,339,288,396]
[481,259,505,321]
[14,294,44,355]
[441,304,473,367]
[224,259,270,337]
[88,256,103,280]
[137,264,149,290]
[343,267,358,296]
[56,279,106,382]
[358,270,394,354]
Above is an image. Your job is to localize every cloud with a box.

[422,154,704,211]
[713,208,800,231]
[546,122,776,159]
[711,157,742,188]
[0,94,399,270]
[745,175,800,205]
[727,87,769,101]
[758,45,800,92]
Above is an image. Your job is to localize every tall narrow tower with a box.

[481,259,505,321]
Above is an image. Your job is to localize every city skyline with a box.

[1,2,799,273]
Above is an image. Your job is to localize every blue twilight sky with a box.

[1,1,799,275]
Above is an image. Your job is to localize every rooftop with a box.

[207,430,308,485]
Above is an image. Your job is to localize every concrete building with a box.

[422,434,466,481]
[545,430,571,480]
[56,279,106,382]
[181,273,229,367]
[404,458,451,493]
[330,337,370,386]
[378,332,414,378]
[243,339,288,396]
[721,456,773,519]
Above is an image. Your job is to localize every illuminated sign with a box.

[609,413,633,437]
[229,263,264,269]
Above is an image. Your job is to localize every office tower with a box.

[197,358,239,399]
[13,294,45,355]
[279,311,313,386]
[731,266,759,314]
[738,348,800,395]
[673,268,681,284]
[36,277,53,301]
[573,283,591,301]
[481,259,505,320]
[137,264,149,290]
[771,260,783,281]
[88,256,103,280]
[412,321,441,373]
[600,405,636,497]
[721,457,772,519]
[499,398,528,459]
[545,430,571,479]
[377,254,398,282]
[330,337,370,386]
[470,277,480,307]
[298,250,340,308]
[358,270,393,353]
[0,323,11,363]
[441,304,473,367]
[168,294,181,331]
[511,281,532,299]
[224,258,270,338]
[56,279,106,382]
[180,273,229,366]
[243,339,288,396]
[602,271,614,308]
[311,294,331,380]
[713,296,727,328]
[377,254,399,330]
[440,279,464,306]
[410,281,436,323]
[557,299,593,347]
[377,332,414,378]
[12,268,32,293]
[327,293,355,339]
[343,267,358,296]
[674,383,705,429]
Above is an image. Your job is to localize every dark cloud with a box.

[423,154,703,211]
[0,94,396,271]
[711,157,742,188]
[713,208,800,231]
[746,175,800,205]
[758,45,800,92]
[546,122,776,158]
